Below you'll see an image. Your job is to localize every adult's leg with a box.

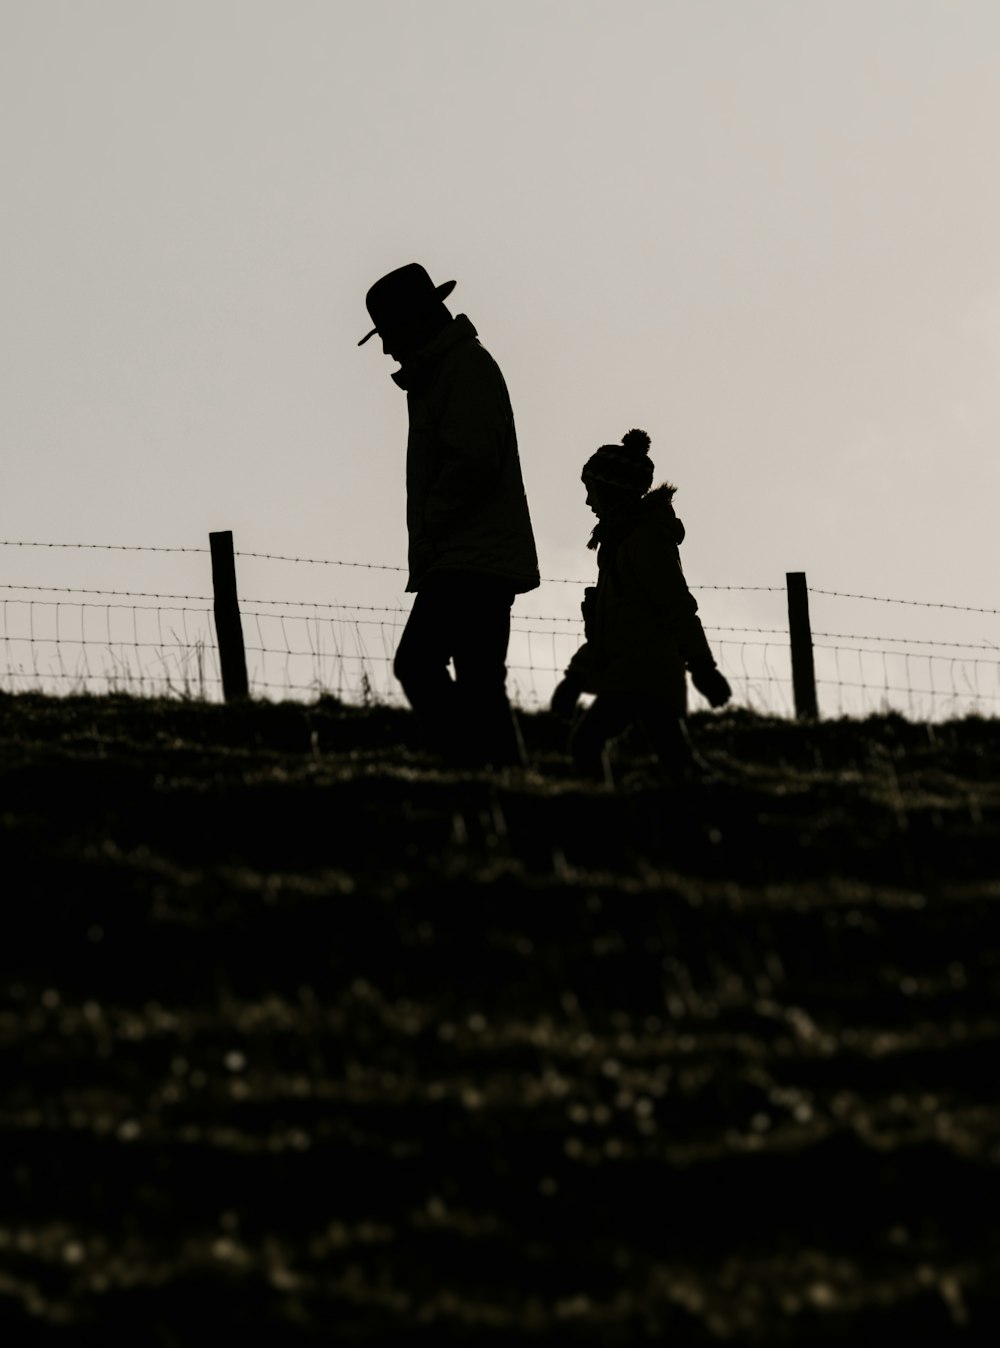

[450,575,522,767]
[393,581,458,748]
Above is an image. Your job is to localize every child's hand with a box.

[581,586,597,629]
[550,677,581,720]
[691,664,732,708]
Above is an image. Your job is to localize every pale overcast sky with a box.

[3,1,999,708]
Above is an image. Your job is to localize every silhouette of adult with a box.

[360,263,539,766]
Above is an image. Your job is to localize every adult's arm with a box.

[423,355,509,540]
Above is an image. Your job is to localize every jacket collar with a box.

[391,314,478,390]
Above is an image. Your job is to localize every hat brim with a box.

[357,279,457,346]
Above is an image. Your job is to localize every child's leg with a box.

[634,698,691,774]
[569,694,636,779]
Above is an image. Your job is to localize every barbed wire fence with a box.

[1,539,998,721]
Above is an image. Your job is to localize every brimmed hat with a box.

[582,428,654,495]
[358,263,457,346]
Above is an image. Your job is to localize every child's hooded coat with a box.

[565,484,715,711]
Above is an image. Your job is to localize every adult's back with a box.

[396,313,539,594]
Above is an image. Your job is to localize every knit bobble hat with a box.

[582,428,654,496]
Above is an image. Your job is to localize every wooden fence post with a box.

[786,571,818,720]
[210,531,248,702]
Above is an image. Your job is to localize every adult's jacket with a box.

[393,315,539,594]
[564,485,717,712]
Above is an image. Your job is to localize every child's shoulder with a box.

[636,485,685,547]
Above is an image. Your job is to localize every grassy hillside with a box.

[2,692,1000,1345]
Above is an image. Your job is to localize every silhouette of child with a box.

[550,428,731,780]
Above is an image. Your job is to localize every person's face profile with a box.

[380,324,407,362]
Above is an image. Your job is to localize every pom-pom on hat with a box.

[582,428,654,496]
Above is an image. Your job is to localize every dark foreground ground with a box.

[1,692,1000,1345]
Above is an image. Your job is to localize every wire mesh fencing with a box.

[1,593,222,698]
[1,540,998,720]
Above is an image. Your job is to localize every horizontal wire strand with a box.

[4,544,999,713]
[3,540,995,612]
[0,541,208,553]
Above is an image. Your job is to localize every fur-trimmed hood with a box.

[589,482,685,556]
[641,482,685,545]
